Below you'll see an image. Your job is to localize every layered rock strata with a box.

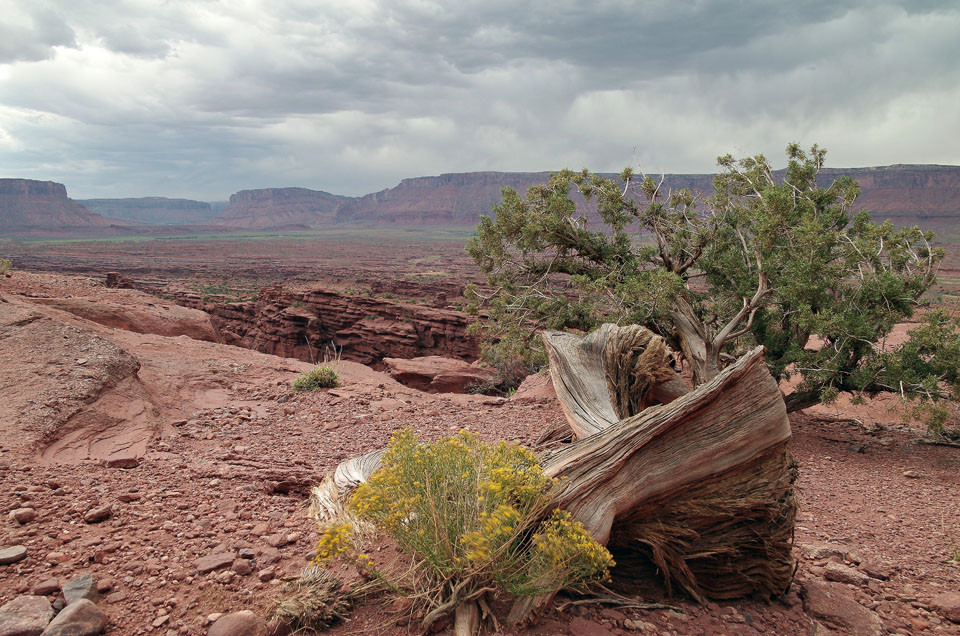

[176,285,479,366]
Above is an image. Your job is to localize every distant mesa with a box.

[330,166,960,228]
[78,197,219,225]
[214,187,353,230]
[0,179,127,233]
[334,172,565,226]
[3,165,960,236]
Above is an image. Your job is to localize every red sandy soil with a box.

[1,272,959,635]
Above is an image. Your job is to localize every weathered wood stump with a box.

[314,324,797,631]
[508,325,796,620]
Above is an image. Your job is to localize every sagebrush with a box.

[314,429,613,630]
[292,365,339,391]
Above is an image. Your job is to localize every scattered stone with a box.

[568,616,615,636]
[257,568,275,582]
[802,580,883,635]
[102,452,140,468]
[0,595,54,636]
[803,543,852,561]
[265,533,288,548]
[0,546,28,565]
[231,559,252,576]
[63,574,99,606]
[861,561,896,580]
[195,553,235,574]
[930,592,960,623]
[824,563,870,587]
[208,610,265,636]
[32,579,60,596]
[902,470,921,479]
[10,508,37,524]
[82,506,112,524]
[39,598,105,636]
[622,618,650,630]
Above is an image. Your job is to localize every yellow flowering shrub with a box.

[318,428,612,603]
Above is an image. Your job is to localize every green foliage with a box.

[0,258,11,278]
[315,430,613,625]
[467,144,954,433]
[292,365,340,391]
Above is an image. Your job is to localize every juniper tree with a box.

[466,144,958,434]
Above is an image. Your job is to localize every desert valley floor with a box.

[1,233,959,636]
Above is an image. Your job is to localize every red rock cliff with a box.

[0,179,121,231]
[216,187,353,229]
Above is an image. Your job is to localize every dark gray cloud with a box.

[0,0,957,200]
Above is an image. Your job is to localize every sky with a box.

[0,1,958,201]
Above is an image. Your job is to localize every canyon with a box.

[173,284,479,367]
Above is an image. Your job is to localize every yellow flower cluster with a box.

[346,428,613,597]
[462,504,522,564]
[532,510,614,573]
[312,522,354,565]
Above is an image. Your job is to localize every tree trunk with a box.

[512,325,796,620]
[783,389,822,413]
[670,297,722,385]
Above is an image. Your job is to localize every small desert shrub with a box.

[272,567,354,632]
[0,258,11,277]
[314,429,613,629]
[292,365,340,391]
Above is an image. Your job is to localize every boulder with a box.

[383,356,495,393]
[0,546,27,565]
[9,508,37,524]
[930,592,960,623]
[62,574,99,606]
[39,599,104,636]
[0,595,54,636]
[195,552,235,574]
[823,563,870,587]
[801,580,883,636]
[511,373,556,401]
[208,610,265,636]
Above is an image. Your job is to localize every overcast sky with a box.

[1,0,957,200]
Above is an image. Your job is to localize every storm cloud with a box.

[0,0,957,199]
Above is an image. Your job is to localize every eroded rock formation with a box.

[176,285,479,366]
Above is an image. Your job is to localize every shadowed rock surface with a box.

[175,285,478,366]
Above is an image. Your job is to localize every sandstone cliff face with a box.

[77,197,218,225]
[176,285,478,366]
[335,172,561,225]
[820,165,960,221]
[332,166,960,227]
[215,187,353,229]
[0,179,121,231]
